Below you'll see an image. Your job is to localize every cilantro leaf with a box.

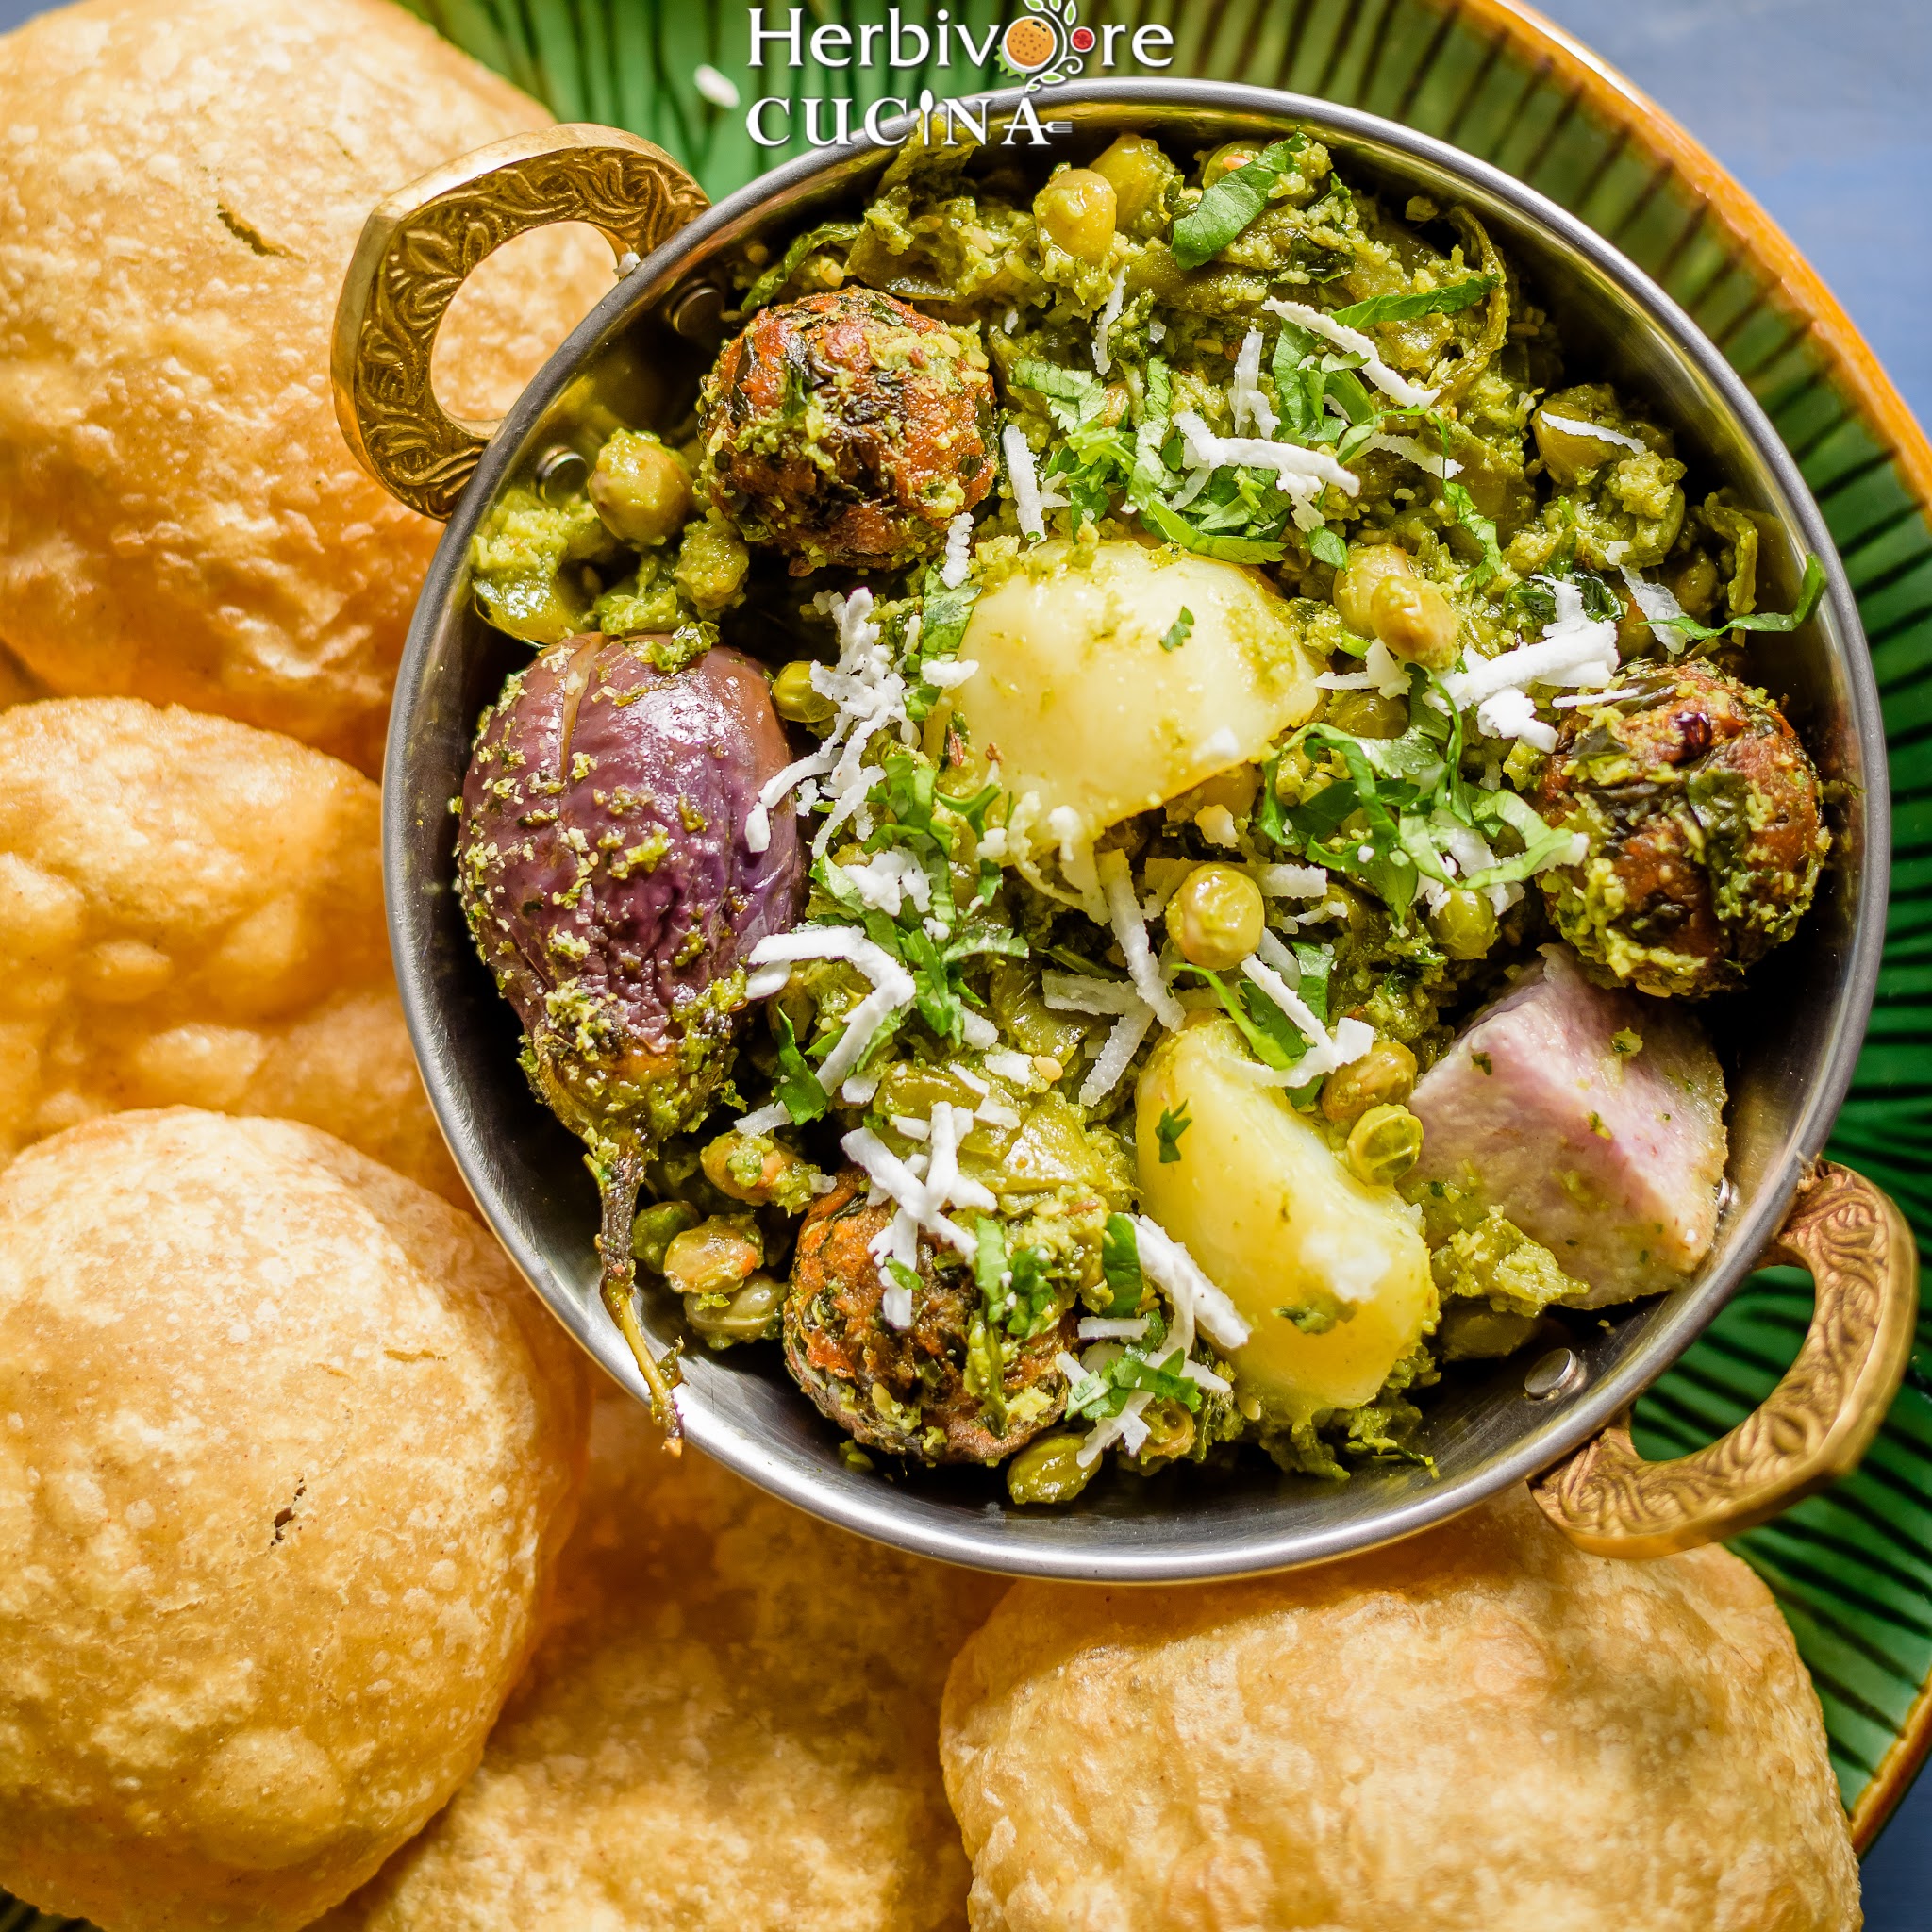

[1331,275,1496,329]
[1139,497,1286,562]
[920,568,982,656]
[1657,553,1825,645]
[1013,358,1106,432]
[1441,477,1503,587]
[1159,608,1195,653]
[1101,1213,1144,1316]
[1170,137,1305,271]
[1156,1103,1192,1162]
[1308,525,1347,568]
[773,1008,829,1124]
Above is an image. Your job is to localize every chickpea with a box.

[1202,140,1262,186]
[701,1130,809,1207]
[1533,407,1630,487]
[1169,762,1260,824]
[1006,1428,1094,1506]
[1034,168,1117,264]
[1333,542,1416,636]
[1370,574,1459,669]
[1091,132,1170,228]
[1669,550,1721,620]
[661,1214,762,1298]
[1324,689,1408,739]
[771,659,835,725]
[1165,862,1266,971]
[686,1272,785,1347]
[589,429,692,547]
[1320,1039,1418,1125]
[672,515,750,616]
[1346,1103,1424,1187]
[1427,886,1500,961]
[632,1199,700,1271]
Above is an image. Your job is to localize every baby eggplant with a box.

[457,635,805,1431]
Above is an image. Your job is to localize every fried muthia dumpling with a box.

[698,288,998,573]
[785,1168,1074,1463]
[458,637,805,1424]
[1533,661,1827,998]
[941,1487,1859,1932]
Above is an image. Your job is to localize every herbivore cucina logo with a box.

[743,2,1176,149]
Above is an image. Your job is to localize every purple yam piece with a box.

[1409,944,1727,1306]
[458,637,804,1084]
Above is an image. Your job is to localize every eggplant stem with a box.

[596,1146,684,1450]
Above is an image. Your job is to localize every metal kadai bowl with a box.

[334,79,1916,1582]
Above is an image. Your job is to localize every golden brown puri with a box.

[941,1488,1859,1932]
[0,641,47,708]
[318,1391,1008,1932]
[0,696,465,1204]
[0,0,615,775]
[0,1109,591,1932]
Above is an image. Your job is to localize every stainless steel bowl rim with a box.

[385,78,1890,1581]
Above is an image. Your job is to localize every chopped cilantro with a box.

[1441,476,1503,588]
[1159,607,1195,653]
[773,1008,829,1124]
[1308,525,1348,568]
[1587,1112,1612,1141]
[1156,1103,1192,1163]
[1100,1213,1144,1316]
[1610,1028,1643,1057]
[1331,274,1496,329]
[1012,358,1106,431]
[1140,496,1286,563]
[1470,1049,1493,1075]
[1170,137,1305,271]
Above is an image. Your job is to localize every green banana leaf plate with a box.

[8,3,1928,1926]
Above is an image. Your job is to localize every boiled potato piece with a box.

[957,541,1324,841]
[1136,1015,1435,1419]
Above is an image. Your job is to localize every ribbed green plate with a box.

[9,5,1927,1924]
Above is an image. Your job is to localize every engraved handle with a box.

[331,124,708,521]
[1533,1160,1919,1558]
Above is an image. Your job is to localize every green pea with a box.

[687,1273,785,1347]
[1165,862,1266,971]
[589,429,692,547]
[771,659,835,725]
[1427,887,1500,961]
[1346,1104,1424,1187]
[1006,1429,1095,1506]
[632,1199,701,1271]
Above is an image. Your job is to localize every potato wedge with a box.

[1135,1015,1434,1417]
[956,540,1324,841]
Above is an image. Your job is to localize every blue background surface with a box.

[0,0,1924,1918]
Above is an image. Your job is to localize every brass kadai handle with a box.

[1534,1160,1919,1558]
[332,124,709,521]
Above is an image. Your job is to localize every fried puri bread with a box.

[0,0,615,774]
[0,1109,591,1932]
[0,696,463,1203]
[318,1392,1008,1932]
[941,1488,1857,1932]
